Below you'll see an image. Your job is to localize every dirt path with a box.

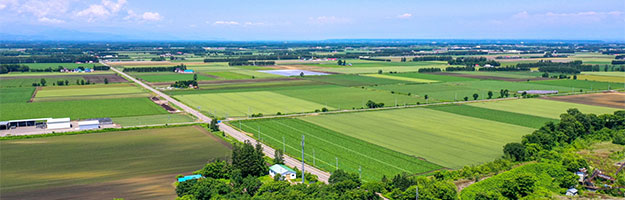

[28,86,41,102]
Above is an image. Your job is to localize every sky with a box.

[0,0,624,41]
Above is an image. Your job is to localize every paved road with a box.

[107,63,331,183]
[109,66,211,123]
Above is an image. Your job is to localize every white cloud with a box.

[76,0,128,22]
[38,16,64,23]
[19,0,69,17]
[397,13,412,19]
[308,16,350,25]
[141,11,161,21]
[214,20,240,25]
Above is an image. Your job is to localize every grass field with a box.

[530,79,624,90]
[318,65,447,74]
[204,71,252,80]
[0,76,86,87]
[468,98,620,119]
[303,60,448,68]
[34,84,147,101]
[300,108,535,168]
[0,98,168,120]
[581,72,625,77]
[235,118,442,181]
[304,74,410,86]
[175,91,329,117]
[388,72,478,82]
[372,80,572,102]
[576,74,625,83]
[0,87,34,103]
[111,113,196,127]
[428,104,558,129]
[0,126,231,199]
[132,72,216,82]
[451,71,542,79]
[275,85,420,109]
[24,63,103,70]
[363,74,438,83]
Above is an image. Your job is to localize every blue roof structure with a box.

[183,69,194,73]
[178,174,202,182]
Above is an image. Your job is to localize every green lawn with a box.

[111,114,196,127]
[132,72,216,82]
[468,98,620,119]
[0,98,168,120]
[236,118,442,181]
[175,91,328,117]
[300,107,535,168]
[0,87,34,103]
[428,104,558,129]
[0,126,232,197]
[34,84,147,101]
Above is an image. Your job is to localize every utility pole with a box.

[301,135,305,184]
[313,149,316,166]
[359,166,362,180]
[258,126,261,141]
[283,136,286,153]
[416,185,419,200]
[335,157,338,170]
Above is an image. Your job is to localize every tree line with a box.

[122,64,187,72]
[0,55,98,63]
[412,56,453,62]
[448,57,500,67]
[228,61,275,66]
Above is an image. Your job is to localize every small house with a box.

[269,164,296,180]
[566,188,578,196]
[178,174,202,182]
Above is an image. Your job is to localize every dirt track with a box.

[431,72,550,82]
[542,92,625,109]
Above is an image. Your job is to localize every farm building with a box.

[269,164,296,180]
[78,120,100,130]
[47,118,71,129]
[178,174,202,182]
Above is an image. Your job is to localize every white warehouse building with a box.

[47,118,71,129]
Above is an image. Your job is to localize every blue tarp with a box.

[178,174,202,182]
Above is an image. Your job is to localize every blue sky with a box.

[0,0,624,40]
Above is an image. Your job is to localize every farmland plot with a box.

[300,108,535,168]
[468,98,620,119]
[236,118,442,181]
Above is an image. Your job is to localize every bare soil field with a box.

[0,173,178,200]
[542,92,625,109]
[431,72,549,82]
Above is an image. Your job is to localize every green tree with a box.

[463,96,468,101]
[378,69,383,74]
[273,149,284,164]
[198,160,231,179]
[424,94,429,103]
[64,80,69,86]
[503,142,526,161]
[104,78,109,84]
[472,93,479,100]
[40,78,46,86]
[299,72,304,77]
[80,79,85,85]
[232,141,267,177]
[487,91,493,99]
[209,120,219,132]
[501,173,537,199]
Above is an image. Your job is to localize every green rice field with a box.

[0,87,34,103]
[304,74,410,86]
[468,98,620,119]
[429,104,558,129]
[363,74,438,83]
[388,72,477,82]
[24,62,103,70]
[0,126,231,199]
[132,72,216,82]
